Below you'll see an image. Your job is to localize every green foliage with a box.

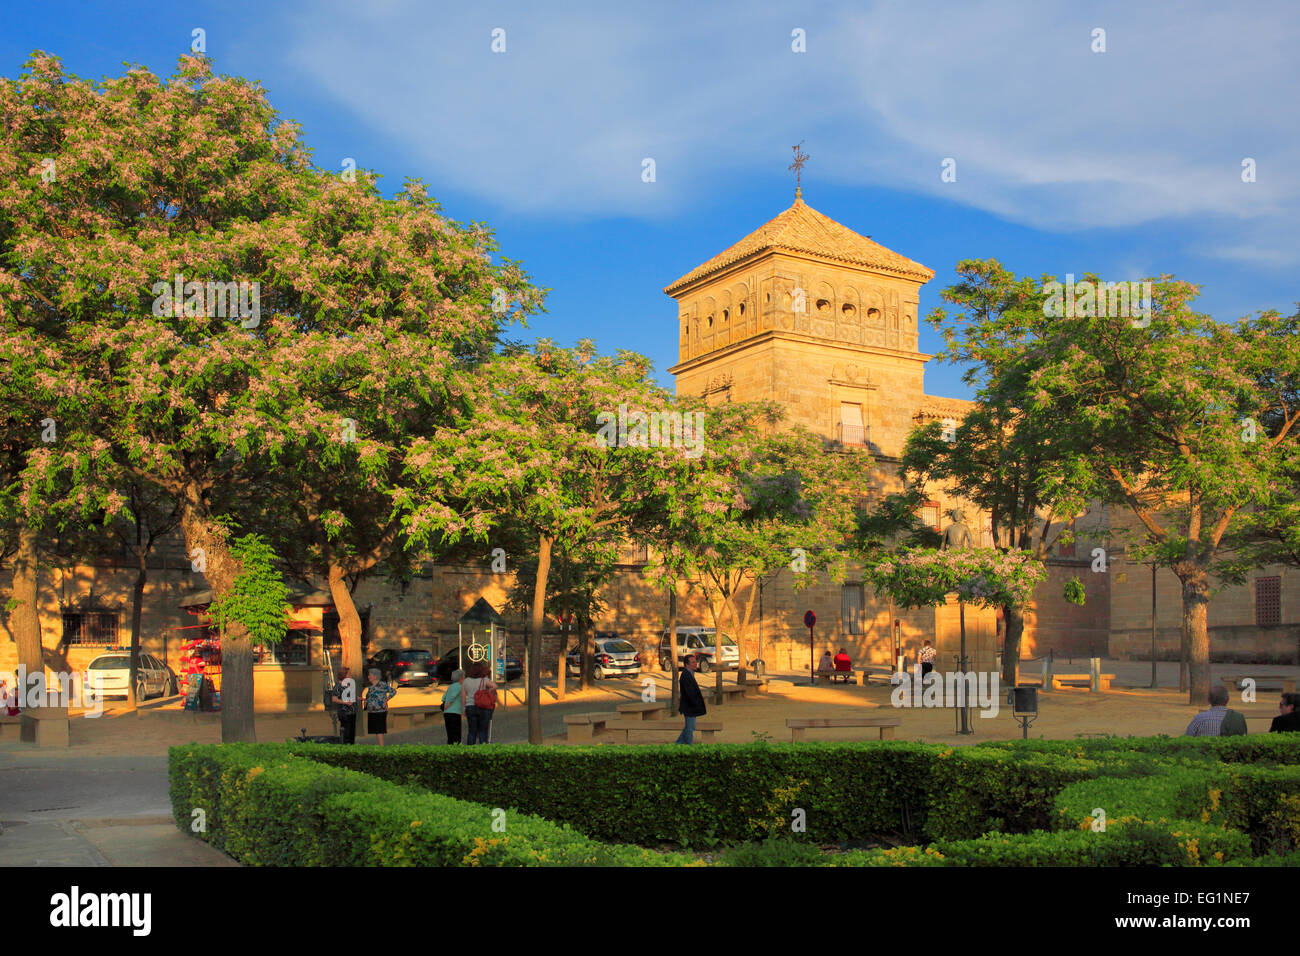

[168,744,692,867]
[170,735,1300,867]
[206,534,290,646]
[287,740,944,847]
[866,547,1047,611]
[1063,577,1086,605]
[925,748,1097,840]
[1217,765,1300,855]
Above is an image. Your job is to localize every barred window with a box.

[841,583,864,635]
[255,631,308,665]
[1256,576,1281,627]
[919,502,940,531]
[62,610,119,646]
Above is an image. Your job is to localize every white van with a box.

[658,627,742,673]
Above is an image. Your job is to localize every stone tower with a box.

[665,195,934,461]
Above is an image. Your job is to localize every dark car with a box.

[365,648,435,687]
[434,647,523,683]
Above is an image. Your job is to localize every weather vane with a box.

[788,141,810,198]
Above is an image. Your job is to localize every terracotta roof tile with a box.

[665,198,934,294]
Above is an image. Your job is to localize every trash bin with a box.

[752,659,766,679]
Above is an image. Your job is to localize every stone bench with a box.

[811,668,856,685]
[715,685,748,704]
[16,710,71,747]
[563,711,620,742]
[1051,673,1115,691]
[603,719,722,744]
[370,705,442,734]
[0,714,21,741]
[1222,676,1296,696]
[740,679,768,700]
[786,715,900,742]
[616,701,667,721]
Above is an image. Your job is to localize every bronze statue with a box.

[941,508,974,550]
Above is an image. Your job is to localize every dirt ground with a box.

[8,661,1291,756]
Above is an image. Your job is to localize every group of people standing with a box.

[327,663,499,746]
[438,664,498,744]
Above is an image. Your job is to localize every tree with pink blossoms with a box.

[0,53,541,740]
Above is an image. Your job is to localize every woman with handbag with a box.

[461,662,498,744]
[441,668,465,744]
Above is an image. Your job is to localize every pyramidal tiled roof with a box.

[664,196,934,294]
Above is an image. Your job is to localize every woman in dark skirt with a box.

[441,668,465,744]
[364,668,397,745]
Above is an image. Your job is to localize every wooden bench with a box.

[786,716,901,742]
[1051,673,1115,691]
[1222,677,1297,696]
[616,701,667,721]
[603,719,722,744]
[563,711,620,742]
[740,679,768,700]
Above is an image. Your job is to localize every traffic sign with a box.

[803,610,816,628]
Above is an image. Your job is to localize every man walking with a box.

[676,654,707,745]
[330,667,357,745]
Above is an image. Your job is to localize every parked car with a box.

[658,627,742,673]
[566,635,641,679]
[434,647,523,683]
[82,651,174,701]
[365,648,435,687]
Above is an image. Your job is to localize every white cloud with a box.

[278,0,1300,262]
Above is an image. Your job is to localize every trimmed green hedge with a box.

[286,740,1102,847]
[977,733,1300,765]
[169,744,695,866]
[170,733,1300,866]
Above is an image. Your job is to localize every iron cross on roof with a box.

[788,141,810,198]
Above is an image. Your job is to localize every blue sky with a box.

[6,0,1298,399]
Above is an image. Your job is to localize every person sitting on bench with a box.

[833,648,853,682]
[817,651,835,678]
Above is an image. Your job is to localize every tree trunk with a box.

[667,587,679,716]
[327,561,363,681]
[580,620,592,692]
[1178,568,1211,704]
[128,557,147,708]
[178,491,255,743]
[1000,604,1025,687]
[556,620,566,701]
[527,534,552,744]
[12,524,47,742]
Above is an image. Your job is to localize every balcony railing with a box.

[837,423,870,446]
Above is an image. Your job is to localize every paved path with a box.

[0,752,234,866]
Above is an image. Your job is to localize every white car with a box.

[658,627,742,673]
[82,652,174,701]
